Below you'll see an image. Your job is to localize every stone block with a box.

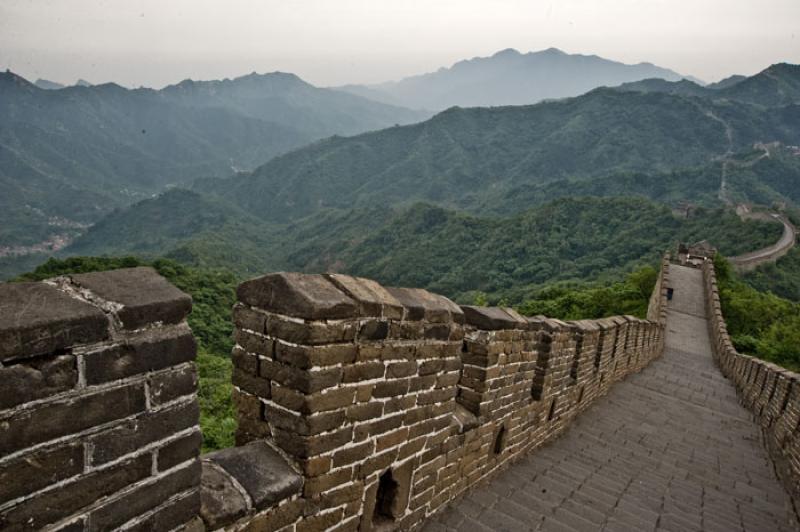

[237,272,358,320]
[83,326,196,384]
[71,267,191,330]
[158,430,202,472]
[89,399,199,465]
[326,273,404,319]
[206,441,303,511]
[200,462,249,529]
[150,364,198,406]
[0,353,77,410]
[0,454,152,531]
[0,442,84,502]
[86,460,200,531]
[0,382,147,455]
[461,306,527,330]
[385,286,464,323]
[0,282,107,361]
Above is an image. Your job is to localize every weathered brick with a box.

[0,454,152,530]
[0,382,147,455]
[87,460,200,531]
[127,490,200,532]
[0,353,77,410]
[343,361,386,382]
[158,430,202,471]
[71,267,191,329]
[150,364,198,406]
[275,340,356,368]
[0,282,108,362]
[83,327,196,384]
[260,358,343,394]
[0,442,84,502]
[89,400,199,465]
[237,272,358,320]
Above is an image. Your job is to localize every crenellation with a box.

[0,263,669,531]
[700,260,800,511]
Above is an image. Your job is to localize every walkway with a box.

[730,214,797,272]
[423,265,797,532]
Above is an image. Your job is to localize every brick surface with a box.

[423,265,797,532]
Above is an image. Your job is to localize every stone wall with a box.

[0,267,201,531]
[0,265,668,532]
[700,261,800,510]
[213,271,666,531]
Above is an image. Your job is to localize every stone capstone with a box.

[237,272,358,320]
[0,282,108,361]
[71,267,192,330]
[461,305,527,330]
[205,441,303,511]
[199,462,249,529]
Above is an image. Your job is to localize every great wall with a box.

[0,253,798,531]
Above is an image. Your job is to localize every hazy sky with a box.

[1,0,798,88]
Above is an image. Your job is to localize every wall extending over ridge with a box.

[701,261,800,511]
[0,262,670,532]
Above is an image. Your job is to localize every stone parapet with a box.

[700,261,800,510]
[0,267,200,531]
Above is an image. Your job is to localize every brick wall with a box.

[0,267,201,531]
[0,264,667,532]
[700,261,800,510]
[217,271,666,531]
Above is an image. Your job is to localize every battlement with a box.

[0,264,669,531]
[700,262,800,510]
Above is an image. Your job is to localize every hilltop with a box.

[338,47,699,110]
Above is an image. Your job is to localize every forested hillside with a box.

[204,83,800,223]
[0,70,426,247]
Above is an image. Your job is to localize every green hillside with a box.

[0,70,426,247]
[56,194,782,304]
[205,85,800,223]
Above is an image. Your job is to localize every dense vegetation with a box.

[743,247,800,301]
[48,195,783,305]
[514,266,658,320]
[715,255,800,371]
[16,257,238,452]
[203,66,800,224]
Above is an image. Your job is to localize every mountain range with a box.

[0,70,426,247]
[338,47,701,110]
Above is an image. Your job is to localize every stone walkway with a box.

[423,265,797,532]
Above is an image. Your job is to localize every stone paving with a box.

[422,265,798,532]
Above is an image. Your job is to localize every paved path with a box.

[731,214,797,271]
[423,265,797,532]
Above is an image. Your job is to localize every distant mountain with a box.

[161,72,428,139]
[708,75,747,90]
[337,47,700,110]
[0,70,427,247]
[201,85,800,223]
[34,78,65,90]
[616,63,800,107]
[75,79,93,87]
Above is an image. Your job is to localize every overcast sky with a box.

[1,0,798,88]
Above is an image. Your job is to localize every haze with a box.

[1,0,798,88]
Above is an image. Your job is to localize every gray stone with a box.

[205,440,303,511]
[385,286,464,323]
[199,462,249,529]
[237,272,358,320]
[0,282,108,361]
[71,267,191,329]
[452,403,479,433]
[461,305,526,330]
[0,353,77,410]
[326,273,404,319]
